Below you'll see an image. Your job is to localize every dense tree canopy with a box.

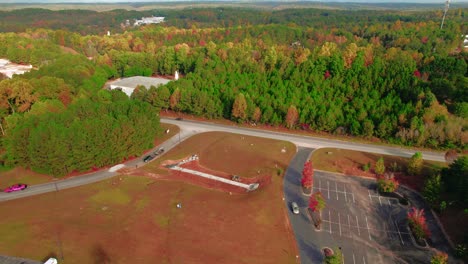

[0,6,467,177]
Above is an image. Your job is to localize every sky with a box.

[0,0,461,3]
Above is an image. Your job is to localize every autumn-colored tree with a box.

[408,152,423,176]
[232,93,247,121]
[444,149,458,165]
[407,207,431,240]
[301,161,314,189]
[377,175,399,193]
[375,157,385,175]
[309,192,325,212]
[169,88,181,110]
[431,251,448,264]
[252,107,261,123]
[286,105,299,129]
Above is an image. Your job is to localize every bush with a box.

[423,174,442,207]
[407,207,431,240]
[377,174,399,193]
[431,251,448,264]
[375,157,385,175]
[309,192,326,212]
[324,248,343,264]
[362,162,371,172]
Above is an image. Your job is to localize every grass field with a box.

[0,123,178,190]
[0,131,298,264]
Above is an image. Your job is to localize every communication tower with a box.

[440,0,451,29]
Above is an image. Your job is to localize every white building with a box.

[109,76,171,97]
[134,16,165,26]
[0,59,32,78]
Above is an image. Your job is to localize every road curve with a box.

[0,118,445,202]
[161,118,446,162]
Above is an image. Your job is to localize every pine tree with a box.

[408,152,423,176]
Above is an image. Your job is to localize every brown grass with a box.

[0,131,297,264]
[310,148,446,192]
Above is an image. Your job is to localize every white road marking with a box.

[394,220,405,245]
[338,213,342,236]
[363,256,366,264]
[388,198,392,205]
[365,216,372,240]
[344,185,348,202]
[352,253,356,264]
[348,214,351,237]
[335,181,339,200]
[329,210,332,234]
[378,195,382,206]
[327,181,330,199]
[352,192,355,203]
[319,179,322,190]
[368,190,372,201]
[356,215,361,236]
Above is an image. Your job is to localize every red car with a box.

[4,183,28,193]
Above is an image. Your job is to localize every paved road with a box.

[0,117,446,202]
[161,118,446,162]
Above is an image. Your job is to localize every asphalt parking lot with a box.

[285,147,443,264]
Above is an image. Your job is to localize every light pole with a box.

[54,182,64,261]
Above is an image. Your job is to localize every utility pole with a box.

[440,0,451,30]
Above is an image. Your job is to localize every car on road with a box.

[4,183,28,193]
[143,155,154,163]
[154,147,165,156]
[175,117,183,121]
[291,202,300,214]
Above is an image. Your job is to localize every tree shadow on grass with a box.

[91,244,111,264]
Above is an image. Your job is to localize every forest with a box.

[0,6,467,177]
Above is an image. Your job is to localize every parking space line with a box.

[329,210,332,234]
[363,256,366,264]
[394,220,404,245]
[365,216,372,241]
[368,190,372,202]
[378,195,382,206]
[388,198,392,206]
[347,214,351,234]
[327,181,330,199]
[319,179,321,190]
[335,182,339,200]
[355,215,361,236]
[352,192,355,203]
[344,185,348,202]
[352,253,356,264]
[338,213,342,236]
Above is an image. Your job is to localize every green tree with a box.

[423,174,442,207]
[375,157,385,175]
[441,156,468,204]
[324,248,343,264]
[407,152,423,176]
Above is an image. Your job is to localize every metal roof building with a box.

[109,76,171,97]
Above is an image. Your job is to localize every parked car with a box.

[143,155,154,163]
[4,183,28,193]
[291,202,300,214]
[175,117,183,121]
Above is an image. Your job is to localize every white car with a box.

[291,202,300,214]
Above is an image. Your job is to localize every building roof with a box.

[109,76,170,89]
[0,255,42,264]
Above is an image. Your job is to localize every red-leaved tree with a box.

[407,207,431,240]
[301,161,314,189]
[309,192,325,212]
